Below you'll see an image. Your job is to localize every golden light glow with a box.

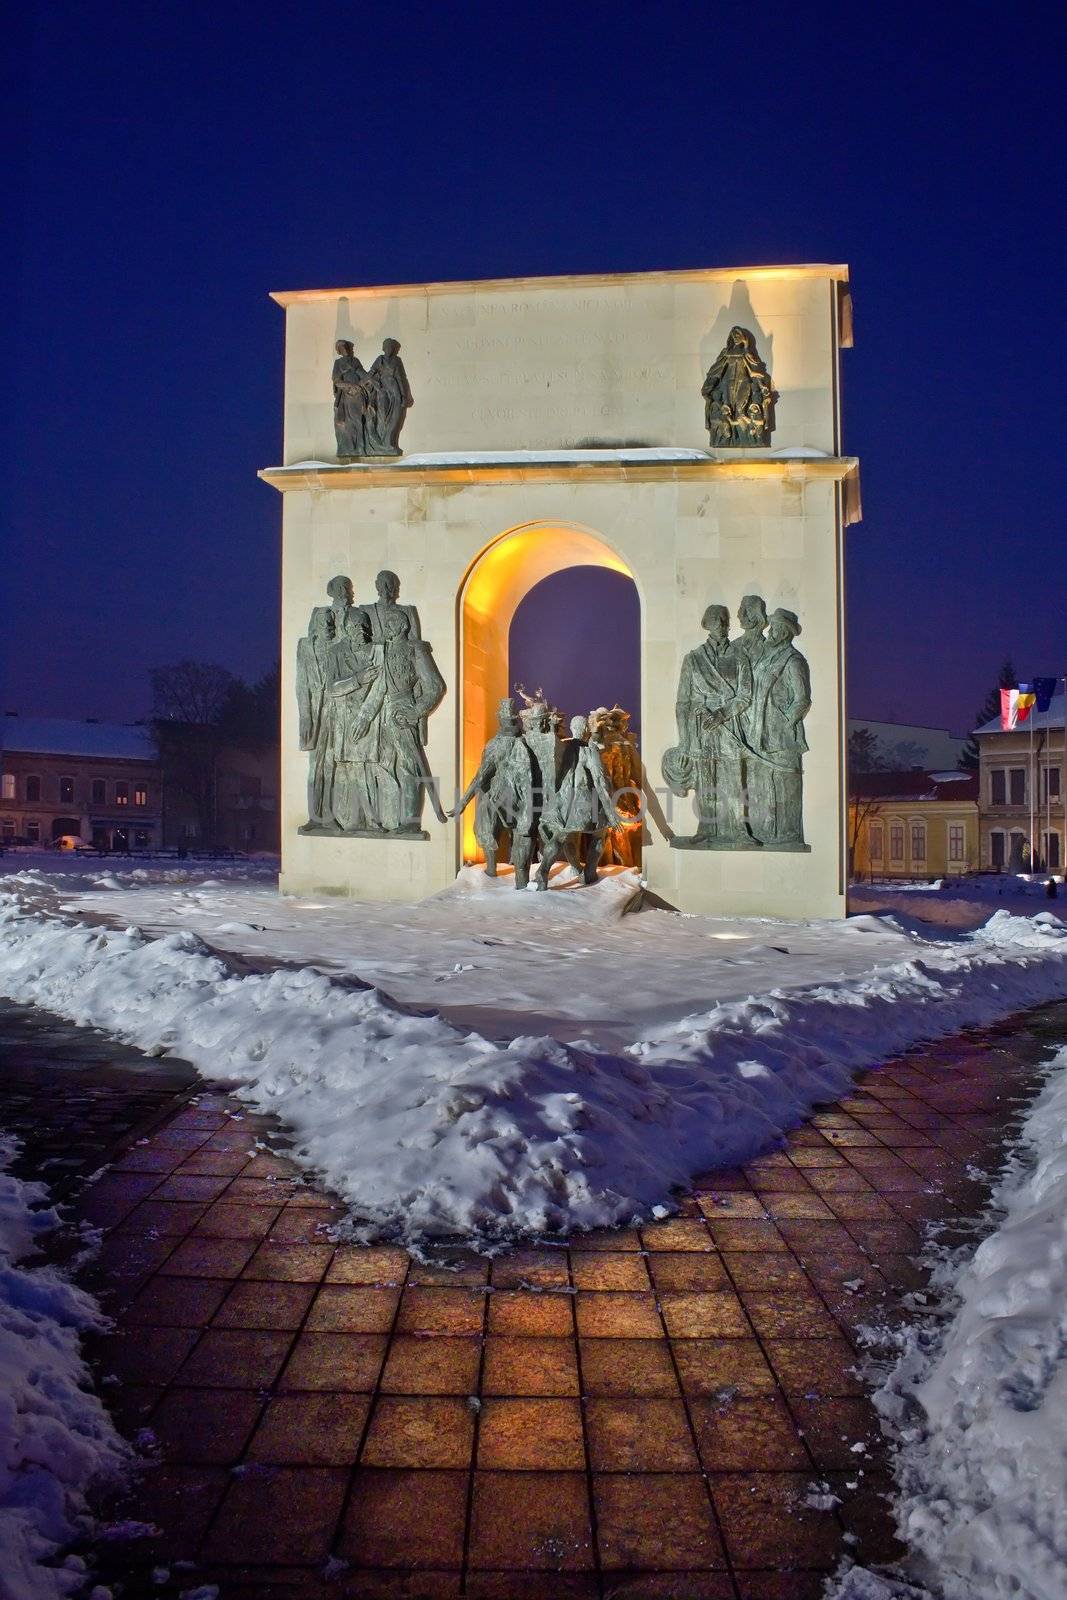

[458,522,636,862]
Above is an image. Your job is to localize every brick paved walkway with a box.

[66,1006,1062,1599]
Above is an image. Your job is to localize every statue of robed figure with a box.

[741,608,811,848]
[536,716,624,889]
[450,698,537,887]
[332,337,413,460]
[702,326,777,447]
[663,604,759,848]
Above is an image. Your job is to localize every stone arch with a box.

[456,521,640,863]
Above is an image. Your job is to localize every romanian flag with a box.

[1001,686,1037,729]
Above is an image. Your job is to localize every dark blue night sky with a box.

[5,2,1065,733]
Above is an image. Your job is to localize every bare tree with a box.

[151,661,236,725]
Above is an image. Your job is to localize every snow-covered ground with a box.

[0,1137,127,1600]
[2,858,1067,1250]
[829,1039,1067,1600]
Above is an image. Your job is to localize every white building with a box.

[974,693,1067,871]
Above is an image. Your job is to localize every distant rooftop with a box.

[851,768,979,803]
[0,716,156,761]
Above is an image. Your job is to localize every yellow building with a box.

[849,770,979,881]
[974,693,1066,872]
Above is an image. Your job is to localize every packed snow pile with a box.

[3,868,1067,1248]
[0,1136,127,1599]
[830,1041,1067,1600]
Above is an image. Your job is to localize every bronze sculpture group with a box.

[332,338,413,459]
[296,571,446,836]
[702,326,777,448]
[451,697,641,890]
[663,595,810,850]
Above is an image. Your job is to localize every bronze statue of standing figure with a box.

[332,338,413,460]
[702,326,777,447]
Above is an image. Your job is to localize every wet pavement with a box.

[3,998,1065,1599]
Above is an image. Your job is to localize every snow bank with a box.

[3,878,1067,1250]
[834,1042,1067,1600]
[0,1138,127,1599]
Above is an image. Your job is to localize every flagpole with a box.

[1063,676,1066,879]
[1029,716,1035,872]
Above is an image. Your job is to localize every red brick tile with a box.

[640,1218,714,1251]
[571,1227,643,1251]
[361,1396,475,1469]
[672,1338,776,1398]
[488,1291,573,1337]
[705,1220,788,1252]
[744,1167,812,1195]
[660,1291,750,1338]
[697,1191,768,1218]
[763,1337,864,1397]
[91,1233,177,1286]
[118,1199,211,1235]
[772,1219,858,1254]
[339,1467,468,1568]
[193,1203,281,1239]
[120,1276,229,1328]
[247,1391,369,1463]
[469,1471,593,1571]
[734,1576,827,1600]
[578,1338,680,1397]
[241,1242,334,1282]
[601,1577,735,1599]
[94,1327,199,1386]
[690,1395,808,1470]
[785,1147,848,1169]
[280,1332,386,1392]
[395,1286,486,1335]
[149,1386,263,1463]
[112,1146,185,1173]
[491,1249,571,1289]
[158,1236,258,1279]
[805,1167,874,1193]
[153,1173,233,1203]
[114,1464,228,1559]
[201,1465,348,1563]
[822,1191,899,1220]
[327,1244,410,1285]
[481,1335,580,1396]
[466,1574,596,1598]
[709,1471,840,1569]
[175,1328,292,1389]
[761,1192,836,1220]
[738,1291,841,1340]
[306,1285,401,1333]
[407,1250,491,1287]
[648,1253,729,1293]
[595,1473,725,1569]
[570,1251,651,1291]
[720,1252,809,1290]
[791,1397,880,1468]
[586,1397,697,1471]
[174,1149,252,1176]
[478,1397,585,1469]
[574,1292,662,1338]
[266,1204,344,1243]
[381,1335,482,1395]
[212,1279,316,1330]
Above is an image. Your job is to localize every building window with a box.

[1044,767,1062,802]
[91,778,106,804]
[113,827,129,851]
[26,820,40,844]
[134,829,150,849]
[949,823,965,861]
[25,775,41,802]
[991,830,1005,869]
[1047,833,1062,872]
[1010,830,1027,867]
[59,776,75,804]
[133,786,148,808]
[115,781,129,807]
[990,770,1006,805]
[911,824,926,862]
[2,819,15,840]
[890,824,905,862]
[1,774,13,801]
[1009,768,1026,806]
[869,825,883,860]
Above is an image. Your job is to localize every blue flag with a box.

[1033,677,1057,712]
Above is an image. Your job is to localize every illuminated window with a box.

[25,775,41,802]
[115,781,129,807]
[949,824,965,861]
[1,774,13,800]
[91,779,106,804]
[911,824,926,862]
[869,825,883,860]
[59,776,75,804]
[134,786,148,807]
[890,824,904,861]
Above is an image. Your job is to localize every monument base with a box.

[298,825,431,841]
[671,836,762,852]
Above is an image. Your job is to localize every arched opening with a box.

[509,567,641,741]
[458,522,640,864]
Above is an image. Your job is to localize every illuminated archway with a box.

[457,521,637,862]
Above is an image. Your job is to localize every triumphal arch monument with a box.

[261,264,860,918]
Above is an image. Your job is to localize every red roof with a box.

[850,768,978,803]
